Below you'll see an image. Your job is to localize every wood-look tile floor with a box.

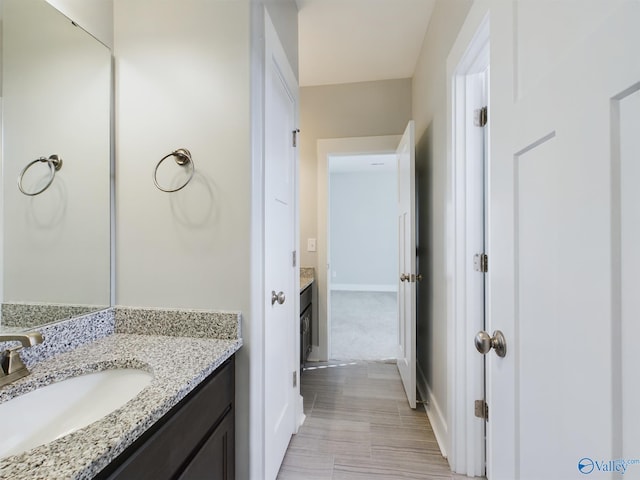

[277,361,474,480]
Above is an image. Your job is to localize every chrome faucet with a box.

[0,332,43,388]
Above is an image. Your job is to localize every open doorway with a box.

[314,135,402,363]
[327,153,398,361]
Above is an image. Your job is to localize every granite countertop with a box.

[300,267,315,292]
[0,309,242,480]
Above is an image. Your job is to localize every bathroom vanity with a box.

[300,285,312,370]
[299,267,315,370]
[97,357,235,480]
[0,308,242,480]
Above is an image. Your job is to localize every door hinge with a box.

[475,400,488,420]
[473,253,488,273]
[292,250,297,267]
[293,370,297,388]
[292,129,300,147]
[474,106,488,127]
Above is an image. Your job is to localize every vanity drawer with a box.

[97,357,234,480]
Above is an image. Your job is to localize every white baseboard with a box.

[417,362,448,459]
[296,394,305,433]
[330,284,397,292]
[307,345,321,362]
[426,386,448,459]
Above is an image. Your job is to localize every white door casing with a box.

[449,25,490,475]
[467,69,489,480]
[397,120,416,409]
[475,2,640,479]
[263,11,298,480]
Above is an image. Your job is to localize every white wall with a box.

[411,0,473,450]
[115,2,297,479]
[3,0,111,306]
[113,0,253,476]
[329,169,397,290]
[114,0,251,315]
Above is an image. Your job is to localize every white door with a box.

[487,2,640,479]
[264,13,297,480]
[397,120,416,408]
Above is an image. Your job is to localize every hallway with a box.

[277,361,470,479]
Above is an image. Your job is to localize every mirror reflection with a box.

[1,0,112,331]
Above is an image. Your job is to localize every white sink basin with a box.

[0,368,153,459]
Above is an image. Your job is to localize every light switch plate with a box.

[307,238,316,252]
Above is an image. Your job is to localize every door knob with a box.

[271,291,285,305]
[475,330,507,358]
[400,273,409,282]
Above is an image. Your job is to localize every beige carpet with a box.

[330,290,397,361]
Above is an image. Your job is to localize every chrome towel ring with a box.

[153,148,195,193]
[17,154,63,196]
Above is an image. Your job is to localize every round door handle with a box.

[271,291,285,305]
[400,273,409,282]
[475,330,507,358]
[416,274,423,282]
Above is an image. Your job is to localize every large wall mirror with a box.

[1,0,112,330]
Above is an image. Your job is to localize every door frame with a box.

[315,135,401,361]
[446,13,490,477]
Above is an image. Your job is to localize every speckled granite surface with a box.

[0,333,242,479]
[0,309,115,369]
[115,306,241,340]
[1,303,109,329]
[300,267,315,292]
[0,306,242,479]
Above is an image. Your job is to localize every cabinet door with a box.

[178,411,235,480]
[301,308,311,362]
[98,359,234,480]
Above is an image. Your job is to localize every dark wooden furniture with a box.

[300,285,312,371]
[96,357,235,480]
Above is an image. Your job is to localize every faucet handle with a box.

[0,352,7,378]
[0,332,41,387]
[4,348,27,375]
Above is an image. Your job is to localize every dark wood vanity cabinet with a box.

[300,285,312,371]
[96,357,235,480]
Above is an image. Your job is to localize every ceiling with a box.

[296,0,436,87]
